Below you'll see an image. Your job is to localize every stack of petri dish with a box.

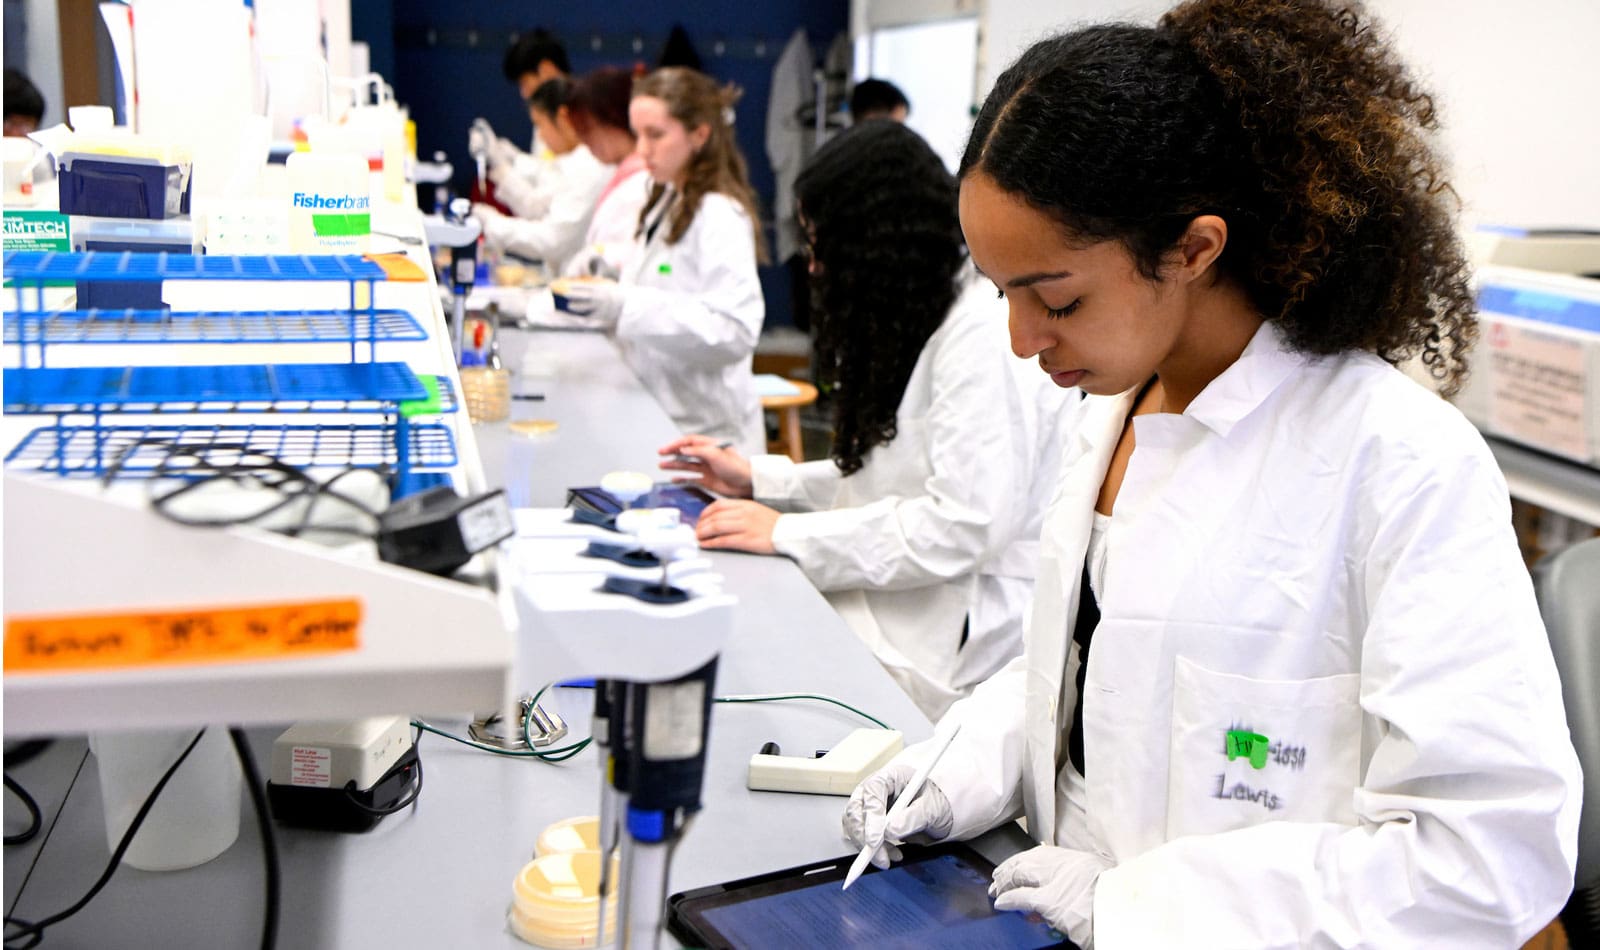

[508,816,618,948]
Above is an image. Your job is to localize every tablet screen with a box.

[671,846,1069,950]
[567,483,714,525]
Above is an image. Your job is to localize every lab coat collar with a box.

[1180,320,1307,438]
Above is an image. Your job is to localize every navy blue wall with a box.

[353,1,850,328]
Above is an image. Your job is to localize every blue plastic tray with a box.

[3,362,428,413]
[4,422,458,476]
[3,309,426,345]
[3,251,389,283]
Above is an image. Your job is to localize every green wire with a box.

[414,689,890,764]
[712,693,891,730]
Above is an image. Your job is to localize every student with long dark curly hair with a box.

[842,1,1581,945]
[660,121,1073,717]
[558,67,768,454]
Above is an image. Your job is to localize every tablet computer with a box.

[566,482,715,526]
[666,842,1073,950]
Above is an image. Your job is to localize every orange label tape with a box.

[4,599,362,673]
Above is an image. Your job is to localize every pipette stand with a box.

[511,530,734,950]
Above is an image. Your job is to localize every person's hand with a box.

[557,281,626,327]
[658,435,752,497]
[569,246,622,282]
[487,135,521,173]
[841,761,954,869]
[693,499,780,554]
[990,846,1110,949]
[470,203,509,252]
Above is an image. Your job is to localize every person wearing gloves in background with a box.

[561,67,651,280]
[558,67,768,455]
[842,1,1581,947]
[472,77,608,275]
[469,29,571,215]
[659,121,1073,719]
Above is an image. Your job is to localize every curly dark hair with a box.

[796,121,966,475]
[961,0,1476,394]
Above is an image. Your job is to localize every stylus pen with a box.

[669,441,734,464]
[842,721,963,890]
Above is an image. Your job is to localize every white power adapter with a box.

[267,716,418,831]
[746,729,904,796]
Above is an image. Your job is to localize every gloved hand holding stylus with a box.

[841,759,955,869]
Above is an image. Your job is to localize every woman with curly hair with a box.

[842,0,1581,945]
[660,121,1074,718]
[558,67,768,453]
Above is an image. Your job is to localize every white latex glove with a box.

[557,281,625,327]
[470,203,510,252]
[489,167,543,219]
[990,845,1111,949]
[841,761,954,869]
[468,117,495,157]
[568,246,622,281]
[487,135,522,173]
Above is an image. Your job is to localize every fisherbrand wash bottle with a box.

[285,152,372,253]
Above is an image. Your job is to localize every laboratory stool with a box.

[761,380,819,462]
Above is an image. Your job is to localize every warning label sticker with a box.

[290,746,332,788]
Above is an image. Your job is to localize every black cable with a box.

[228,729,279,950]
[339,755,424,817]
[2,740,54,768]
[3,775,42,846]
[3,729,206,949]
[107,439,388,541]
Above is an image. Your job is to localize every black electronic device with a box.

[566,482,715,526]
[666,842,1073,950]
[376,485,514,576]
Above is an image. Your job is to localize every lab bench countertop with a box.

[2,326,945,948]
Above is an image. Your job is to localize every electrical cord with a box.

[228,729,278,950]
[3,775,42,846]
[2,741,54,768]
[102,439,386,540]
[3,729,207,949]
[414,688,893,765]
[341,755,424,817]
[712,693,891,729]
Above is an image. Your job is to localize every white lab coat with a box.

[613,189,765,454]
[494,144,554,219]
[752,281,1074,719]
[906,321,1581,947]
[487,146,609,274]
[563,154,650,279]
[766,28,814,263]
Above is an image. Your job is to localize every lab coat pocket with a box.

[1165,655,1360,840]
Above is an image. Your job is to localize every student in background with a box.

[849,78,909,123]
[472,77,608,274]
[562,67,651,279]
[842,1,1580,946]
[558,68,767,454]
[659,122,1074,718]
[470,29,571,209]
[4,70,45,137]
